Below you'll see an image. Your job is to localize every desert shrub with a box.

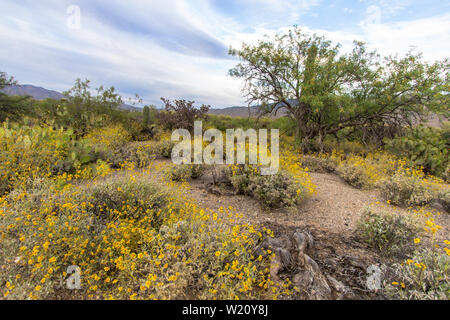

[0,123,95,194]
[436,190,450,213]
[154,139,175,158]
[227,165,258,195]
[386,249,450,300]
[157,98,209,133]
[84,125,132,166]
[321,137,372,155]
[385,126,449,178]
[301,154,338,173]
[92,125,132,149]
[357,208,420,255]
[227,165,305,209]
[0,173,284,300]
[133,143,156,167]
[165,165,192,182]
[166,164,206,181]
[443,165,450,183]
[379,173,436,207]
[337,159,379,189]
[86,180,169,222]
[247,172,305,209]
[189,164,206,179]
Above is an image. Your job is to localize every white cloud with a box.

[0,0,448,108]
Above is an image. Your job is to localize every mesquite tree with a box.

[158,98,210,133]
[229,27,449,151]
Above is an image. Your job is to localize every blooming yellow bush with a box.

[386,207,449,300]
[84,124,131,151]
[0,123,74,194]
[378,172,438,207]
[0,164,290,300]
[357,207,421,255]
[280,148,317,196]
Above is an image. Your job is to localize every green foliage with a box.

[229,27,449,150]
[205,115,258,132]
[154,139,175,158]
[227,165,305,209]
[301,155,338,173]
[157,98,209,133]
[166,165,193,182]
[337,162,374,189]
[386,249,450,300]
[247,172,305,209]
[0,123,92,194]
[166,164,206,181]
[385,126,450,178]
[379,173,436,207]
[357,208,419,255]
[0,72,33,122]
[87,180,169,223]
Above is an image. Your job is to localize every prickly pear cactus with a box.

[385,126,449,178]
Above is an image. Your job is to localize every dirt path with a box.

[146,160,449,298]
[186,168,448,245]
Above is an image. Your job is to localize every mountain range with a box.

[1,84,285,116]
[1,84,139,111]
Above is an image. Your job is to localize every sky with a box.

[0,0,449,108]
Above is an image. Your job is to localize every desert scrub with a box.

[134,143,156,168]
[227,164,306,209]
[247,172,305,209]
[84,124,131,152]
[300,154,338,173]
[0,123,82,194]
[437,190,450,213]
[189,164,206,179]
[165,165,193,182]
[279,148,317,196]
[386,248,449,300]
[84,125,134,167]
[165,164,206,182]
[357,208,420,256]
[385,126,449,178]
[86,180,170,223]
[153,139,175,158]
[378,172,437,207]
[337,157,381,189]
[0,171,287,300]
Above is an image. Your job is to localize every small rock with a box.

[276,248,292,268]
[326,275,356,299]
[293,231,307,253]
[303,230,314,249]
[270,255,282,282]
[263,237,283,250]
[304,254,320,274]
[347,256,366,270]
[293,270,314,288]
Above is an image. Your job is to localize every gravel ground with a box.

[184,168,449,250]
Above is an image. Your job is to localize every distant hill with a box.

[208,106,258,117]
[2,84,64,100]
[1,84,139,111]
[208,105,288,118]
